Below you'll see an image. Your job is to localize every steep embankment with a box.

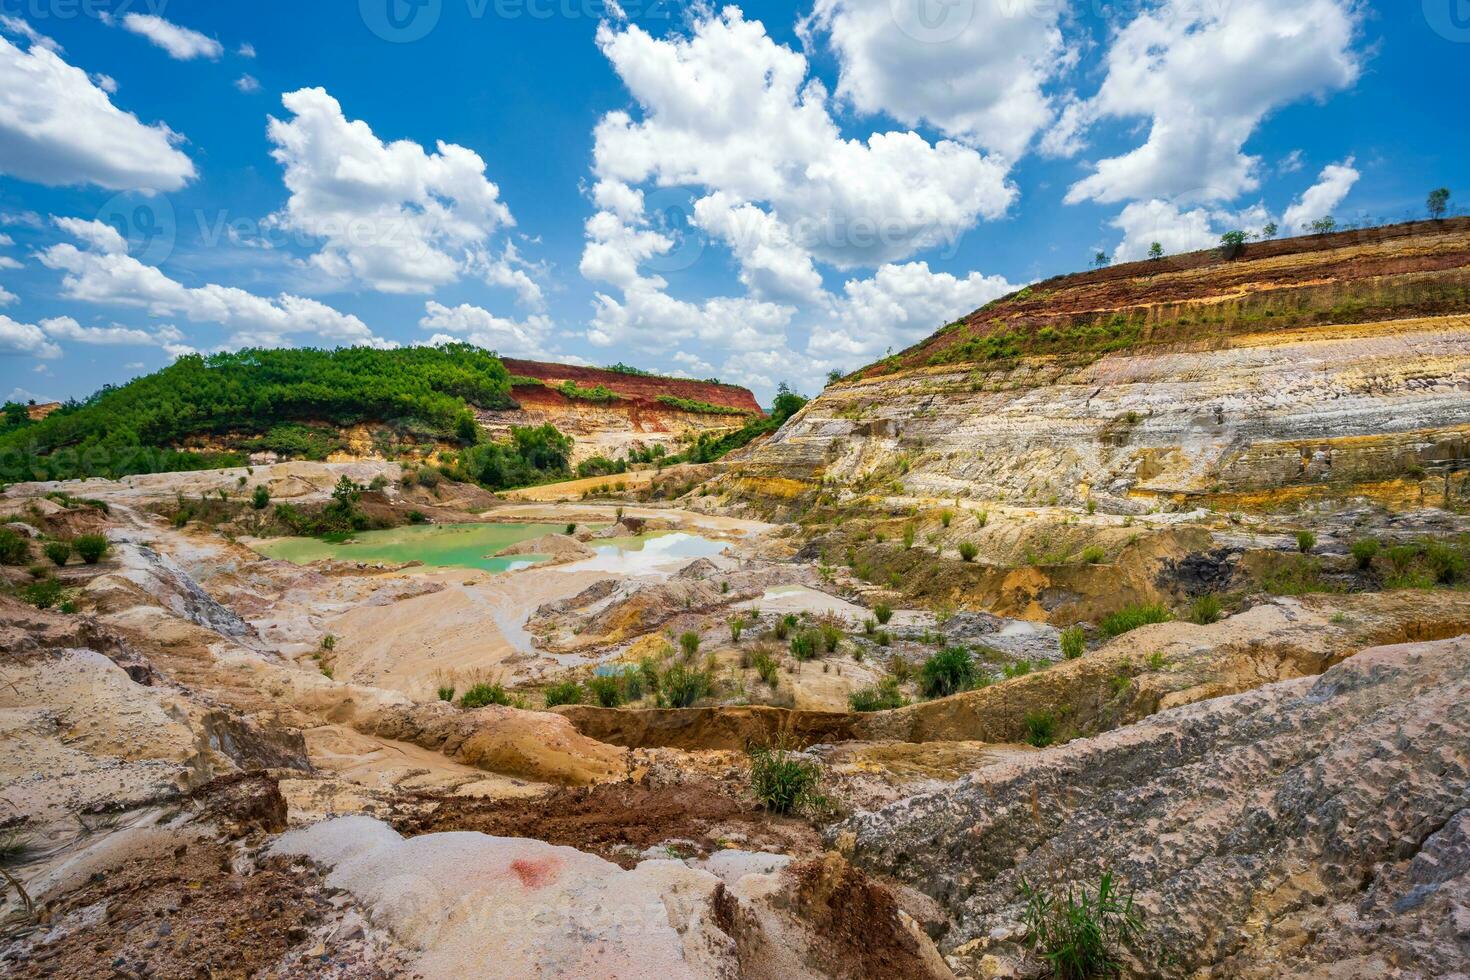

[485,360,761,463]
[720,219,1470,517]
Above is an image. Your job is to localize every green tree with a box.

[1261,221,1279,239]
[1428,187,1451,220]
[1147,242,1163,260]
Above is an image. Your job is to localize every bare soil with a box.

[389,778,823,868]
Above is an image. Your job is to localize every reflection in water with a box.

[560,532,728,574]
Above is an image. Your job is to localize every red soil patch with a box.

[390,779,822,868]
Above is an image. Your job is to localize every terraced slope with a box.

[720,219,1470,515]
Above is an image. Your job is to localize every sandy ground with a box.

[499,465,702,502]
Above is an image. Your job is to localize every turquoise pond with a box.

[253,522,727,574]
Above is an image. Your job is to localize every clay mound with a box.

[365,702,624,786]
[390,779,821,868]
[844,633,1470,977]
[495,532,592,559]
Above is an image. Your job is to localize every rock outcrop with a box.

[842,635,1470,977]
[486,359,761,463]
[721,220,1470,516]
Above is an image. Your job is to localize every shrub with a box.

[659,663,710,707]
[1189,594,1222,625]
[20,577,64,610]
[252,485,270,510]
[817,621,843,653]
[1003,660,1033,680]
[1296,530,1317,553]
[889,656,913,683]
[774,613,798,640]
[460,683,514,709]
[876,630,892,647]
[407,510,428,525]
[1099,603,1173,638]
[1020,873,1144,980]
[44,541,72,567]
[320,634,336,651]
[437,685,456,702]
[752,649,781,687]
[977,510,989,528]
[544,681,584,708]
[1023,710,1056,748]
[620,670,646,702]
[790,630,819,661]
[74,534,110,564]
[1262,555,1334,595]
[1146,651,1168,671]
[921,647,976,698]
[959,541,979,562]
[1350,537,1380,570]
[587,676,630,707]
[940,509,953,528]
[729,616,745,643]
[1086,499,1097,515]
[0,528,29,565]
[863,617,877,636]
[1081,546,1105,564]
[679,631,701,659]
[748,740,823,815]
[1059,626,1086,660]
[849,678,907,712]
[874,603,894,625]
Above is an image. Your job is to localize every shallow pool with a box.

[253,522,570,573]
[253,522,728,575]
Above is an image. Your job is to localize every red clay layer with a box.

[501,358,762,414]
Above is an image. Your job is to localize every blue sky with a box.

[0,0,1466,406]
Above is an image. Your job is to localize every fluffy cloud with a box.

[0,285,15,306]
[39,316,190,355]
[116,14,223,61]
[0,314,61,359]
[38,217,391,349]
[1282,159,1360,232]
[588,281,795,354]
[1062,0,1361,205]
[266,88,525,297]
[806,0,1070,160]
[235,74,261,94]
[580,9,1017,370]
[590,10,1014,272]
[1110,200,1221,262]
[810,261,1015,362]
[418,301,553,358]
[0,21,195,192]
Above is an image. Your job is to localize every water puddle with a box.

[559,532,728,575]
[253,522,571,573]
[253,523,728,579]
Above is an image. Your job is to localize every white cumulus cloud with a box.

[266,87,528,298]
[806,0,1071,160]
[1062,0,1362,206]
[38,217,392,350]
[0,314,61,359]
[1282,159,1360,232]
[117,14,223,61]
[0,20,195,193]
[418,301,553,358]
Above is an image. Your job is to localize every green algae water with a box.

[254,522,730,574]
[253,522,572,573]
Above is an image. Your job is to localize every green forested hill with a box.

[0,345,514,482]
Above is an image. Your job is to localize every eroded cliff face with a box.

[720,220,1470,516]
[485,359,761,462]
